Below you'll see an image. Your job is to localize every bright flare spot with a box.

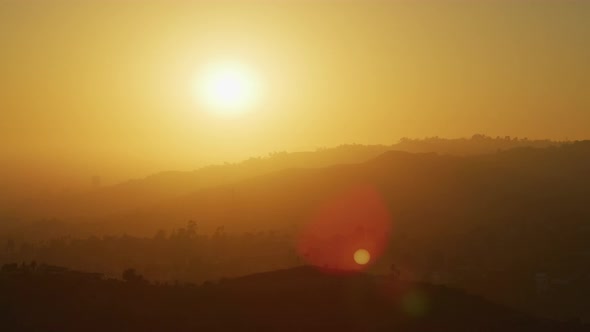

[196,62,261,115]
[353,249,371,265]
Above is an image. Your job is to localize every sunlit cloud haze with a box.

[1,0,588,186]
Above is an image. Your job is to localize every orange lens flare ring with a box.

[297,185,392,272]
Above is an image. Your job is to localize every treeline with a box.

[1,207,589,324]
[1,221,300,283]
[396,134,558,155]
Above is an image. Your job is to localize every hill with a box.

[0,136,558,231]
[0,265,582,332]
[114,141,590,235]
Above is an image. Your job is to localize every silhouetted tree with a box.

[390,264,401,280]
[187,220,197,239]
[122,268,147,284]
[153,229,167,241]
[5,239,14,253]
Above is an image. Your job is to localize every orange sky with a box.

[1,1,589,185]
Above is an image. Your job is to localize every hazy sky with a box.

[1,0,589,184]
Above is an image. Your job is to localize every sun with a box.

[195,61,261,115]
[353,249,371,265]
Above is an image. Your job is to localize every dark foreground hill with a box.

[0,266,584,332]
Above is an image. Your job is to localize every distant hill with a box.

[0,135,559,229]
[110,141,588,235]
[0,265,582,332]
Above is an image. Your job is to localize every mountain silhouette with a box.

[107,141,590,236]
[0,136,558,230]
[1,265,583,332]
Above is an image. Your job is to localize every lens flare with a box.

[297,185,392,272]
[353,249,371,265]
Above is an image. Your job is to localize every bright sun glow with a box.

[353,249,371,265]
[196,62,261,115]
